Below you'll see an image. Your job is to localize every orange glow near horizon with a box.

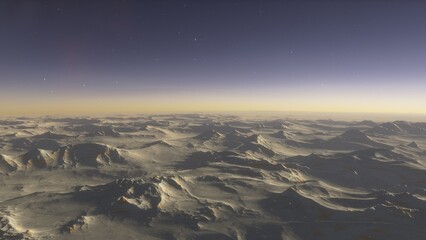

[1,91,425,117]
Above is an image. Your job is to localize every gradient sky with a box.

[1,0,426,115]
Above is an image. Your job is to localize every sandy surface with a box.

[0,114,425,239]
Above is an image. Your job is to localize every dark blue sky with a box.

[0,1,425,114]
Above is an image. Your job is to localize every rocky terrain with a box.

[0,114,425,239]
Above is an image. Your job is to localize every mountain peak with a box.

[407,141,420,148]
[339,129,370,142]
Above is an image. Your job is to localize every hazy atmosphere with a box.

[1,1,425,115]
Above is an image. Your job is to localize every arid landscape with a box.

[2,1,426,239]
[0,114,425,239]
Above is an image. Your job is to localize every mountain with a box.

[10,143,125,170]
[86,128,121,137]
[312,129,392,151]
[32,131,72,139]
[271,130,292,140]
[142,140,173,148]
[194,129,224,141]
[69,124,121,137]
[239,134,275,156]
[337,129,371,142]
[0,154,18,173]
[408,141,420,149]
[9,137,61,150]
[367,121,426,136]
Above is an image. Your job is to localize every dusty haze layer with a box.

[0,114,425,240]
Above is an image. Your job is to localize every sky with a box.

[0,0,425,116]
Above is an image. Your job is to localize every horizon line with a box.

[1,110,426,122]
